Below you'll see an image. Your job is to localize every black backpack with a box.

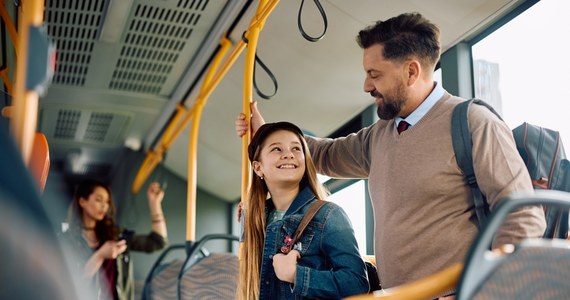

[451,99,570,238]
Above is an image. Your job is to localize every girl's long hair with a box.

[67,179,119,244]
[237,129,328,299]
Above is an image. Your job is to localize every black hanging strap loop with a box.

[241,31,249,44]
[241,31,278,100]
[297,0,328,42]
[253,54,278,100]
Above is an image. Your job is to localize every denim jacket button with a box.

[269,255,273,259]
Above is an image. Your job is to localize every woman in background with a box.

[63,180,167,300]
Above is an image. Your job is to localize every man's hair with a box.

[357,12,441,69]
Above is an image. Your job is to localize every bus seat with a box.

[145,252,238,300]
[456,190,570,300]
[461,240,570,300]
[143,234,239,300]
[180,252,238,300]
[30,132,50,193]
[146,258,184,300]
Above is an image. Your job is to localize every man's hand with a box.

[236,101,266,138]
[273,249,300,283]
[237,201,243,222]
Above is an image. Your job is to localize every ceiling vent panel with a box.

[40,106,132,146]
[84,112,114,142]
[43,0,233,97]
[44,0,104,86]
[54,109,81,139]
[108,0,227,95]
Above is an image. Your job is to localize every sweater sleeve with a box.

[305,126,378,179]
[469,105,546,247]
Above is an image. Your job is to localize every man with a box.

[236,12,546,296]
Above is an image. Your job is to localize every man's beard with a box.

[375,82,407,120]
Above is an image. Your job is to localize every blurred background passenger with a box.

[62,180,168,300]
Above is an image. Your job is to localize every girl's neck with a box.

[269,185,299,211]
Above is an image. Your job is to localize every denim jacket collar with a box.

[266,185,316,217]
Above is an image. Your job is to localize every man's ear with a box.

[405,60,421,86]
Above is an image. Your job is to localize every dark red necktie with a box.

[397,121,410,134]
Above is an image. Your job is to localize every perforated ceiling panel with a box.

[44,1,103,86]
[44,0,229,96]
[42,106,132,145]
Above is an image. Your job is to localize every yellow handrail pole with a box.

[185,37,233,241]
[160,104,187,148]
[10,0,43,165]
[163,37,246,147]
[239,0,278,264]
[131,36,238,194]
[0,1,20,55]
[185,113,200,241]
[131,104,187,193]
[131,150,163,193]
[344,263,463,300]
[162,104,198,149]
[240,0,279,214]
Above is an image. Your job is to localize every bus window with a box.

[326,180,367,255]
[434,68,442,86]
[472,0,570,147]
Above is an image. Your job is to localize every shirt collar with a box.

[395,81,444,127]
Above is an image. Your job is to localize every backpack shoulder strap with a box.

[291,200,327,244]
[451,99,500,228]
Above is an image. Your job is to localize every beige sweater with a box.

[306,93,546,290]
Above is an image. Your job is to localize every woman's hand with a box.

[147,181,168,238]
[97,240,127,259]
[147,182,165,207]
[85,240,127,277]
[273,249,300,283]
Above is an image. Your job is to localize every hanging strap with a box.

[281,200,326,253]
[297,0,328,42]
[241,32,278,100]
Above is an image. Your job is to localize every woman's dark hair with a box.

[67,179,119,244]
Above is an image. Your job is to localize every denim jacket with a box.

[259,186,369,299]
